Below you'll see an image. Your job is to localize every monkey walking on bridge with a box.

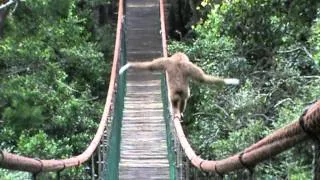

[119,52,239,119]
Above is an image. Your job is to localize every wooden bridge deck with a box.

[118,0,170,179]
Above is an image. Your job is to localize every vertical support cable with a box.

[32,173,37,180]
[185,157,190,180]
[102,118,108,178]
[101,128,109,177]
[176,141,180,179]
[97,145,101,179]
[249,169,255,180]
[56,163,65,180]
[91,153,95,180]
[179,144,183,179]
[313,143,320,180]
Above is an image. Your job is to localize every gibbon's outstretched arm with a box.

[118,52,239,120]
[119,57,169,75]
[186,62,239,85]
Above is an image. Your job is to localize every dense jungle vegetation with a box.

[0,0,115,179]
[168,0,320,179]
[0,0,320,179]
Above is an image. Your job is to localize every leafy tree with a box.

[169,0,320,178]
[0,0,114,178]
[310,11,320,65]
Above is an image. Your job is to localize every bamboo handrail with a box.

[0,0,124,173]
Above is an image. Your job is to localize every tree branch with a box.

[301,46,315,61]
[277,47,301,54]
[75,97,99,102]
[274,98,295,108]
[55,80,81,93]
[277,46,316,61]
[0,0,15,10]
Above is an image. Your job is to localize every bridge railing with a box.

[158,0,320,179]
[159,0,188,179]
[0,0,124,179]
[171,101,320,176]
[105,13,127,180]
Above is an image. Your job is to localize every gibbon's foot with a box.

[180,113,184,122]
[224,78,240,85]
[173,113,184,122]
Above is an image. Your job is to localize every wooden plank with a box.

[118,0,170,178]
[125,103,163,108]
[127,51,162,60]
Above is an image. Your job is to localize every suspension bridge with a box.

[1,0,320,179]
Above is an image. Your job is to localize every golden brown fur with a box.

[119,52,239,116]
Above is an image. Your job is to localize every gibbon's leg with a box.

[171,99,181,116]
[186,62,239,85]
[181,86,190,116]
[180,86,191,120]
[170,92,182,117]
[119,57,169,74]
[170,89,188,120]
[179,98,187,121]
[179,98,186,114]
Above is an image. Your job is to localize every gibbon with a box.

[119,52,239,118]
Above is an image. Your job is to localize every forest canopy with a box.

[168,0,320,179]
[0,0,320,179]
[0,0,114,179]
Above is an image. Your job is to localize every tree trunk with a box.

[0,9,8,39]
[187,0,199,27]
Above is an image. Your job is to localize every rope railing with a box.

[160,1,188,179]
[105,13,127,179]
[171,102,320,174]
[158,0,320,178]
[0,0,124,177]
[2,0,319,178]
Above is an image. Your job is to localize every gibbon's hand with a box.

[224,78,240,85]
[119,63,131,75]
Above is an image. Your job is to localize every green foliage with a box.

[18,130,61,158]
[169,0,320,178]
[197,0,320,68]
[310,11,320,65]
[212,120,266,157]
[0,169,31,180]
[0,0,113,178]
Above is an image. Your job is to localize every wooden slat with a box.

[118,0,170,179]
